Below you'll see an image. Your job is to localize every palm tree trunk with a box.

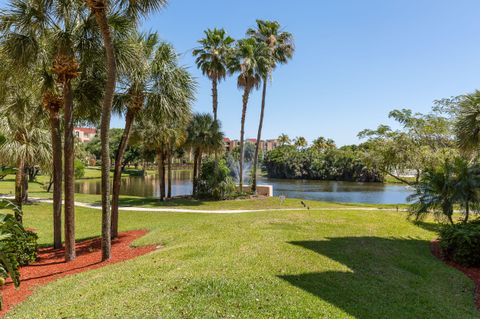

[63,80,76,261]
[161,151,166,200]
[212,78,218,122]
[252,78,267,193]
[14,157,24,223]
[49,109,63,249]
[94,8,116,261]
[167,150,172,199]
[192,151,198,196]
[212,79,219,166]
[464,201,470,223]
[111,108,135,239]
[22,167,29,203]
[158,150,166,201]
[239,87,250,192]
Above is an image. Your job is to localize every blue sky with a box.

[3,0,480,145]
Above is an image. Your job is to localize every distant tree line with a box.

[262,136,382,182]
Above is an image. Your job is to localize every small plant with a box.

[439,221,480,267]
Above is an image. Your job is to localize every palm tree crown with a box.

[193,28,234,83]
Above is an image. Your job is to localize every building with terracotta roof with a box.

[74,128,97,143]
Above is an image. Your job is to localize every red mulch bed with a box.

[431,239,480,309]
[1,230,156,317]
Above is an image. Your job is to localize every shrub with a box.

[74,159,85,179]
[15,230,38,266]
[439,221,480,267]
[197,159,237,200]
[0,199,39,309]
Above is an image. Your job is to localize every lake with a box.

[75,171,413,204]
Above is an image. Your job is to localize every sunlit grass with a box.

[4,203,478,318]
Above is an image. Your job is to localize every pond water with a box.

[75,171,413,204]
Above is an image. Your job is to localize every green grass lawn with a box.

[4,202,478,318]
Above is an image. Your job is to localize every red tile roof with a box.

[74,128,97,134]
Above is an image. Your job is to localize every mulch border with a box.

[431,239,480,309]
[1,230,157,317]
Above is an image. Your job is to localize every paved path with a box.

[1,196,403,214]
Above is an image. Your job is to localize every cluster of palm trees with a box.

[192,20,294,193]
[0,0,170,262]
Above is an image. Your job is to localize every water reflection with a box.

[75,172,412,204]
[75,170,193,198]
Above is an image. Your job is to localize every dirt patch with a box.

[431,239,480,309]
[1,230,156,317]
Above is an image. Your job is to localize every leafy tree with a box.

[229,38,271,191]
[358,107,456,185]
[262,143,381,182]
[247,20,294,193]
[193,28,234,122]
[196,158,236,200]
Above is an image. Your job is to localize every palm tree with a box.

[277,133,291,146]
[84,0,167,261]
[111,32,159,238]
[186,113,224,196]
[192,28,234,122]
[452,159,480,223]
[408,158,480,224]
[0,0,106,259]
[408,163,456,224]
[455,91,480,156]
[294,136,308,149]
[0,76,51,223]
[229,38,271,191]
[247,20,294,193]
[134,42,195,201]
[312,137,336,151]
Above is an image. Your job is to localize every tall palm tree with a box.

[192,28,234,122]
[84,0,167,261]
[135,42,195,201]
[247,20,294,193]
[0,0,108,259]
[229,38,270,191]
[111,32,158,238]
[186,113,224,196]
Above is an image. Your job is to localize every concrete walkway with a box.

[0,196,402,214]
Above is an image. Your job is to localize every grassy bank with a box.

[3,202,478,318]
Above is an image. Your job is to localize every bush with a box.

[197,159,237,200]
[15,230,38,266]
[439,221,480,267]
[0,199,39,309]
[74,159,85,179]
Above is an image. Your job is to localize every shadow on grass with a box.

[279,237,476,319]
[411,220,442,233]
